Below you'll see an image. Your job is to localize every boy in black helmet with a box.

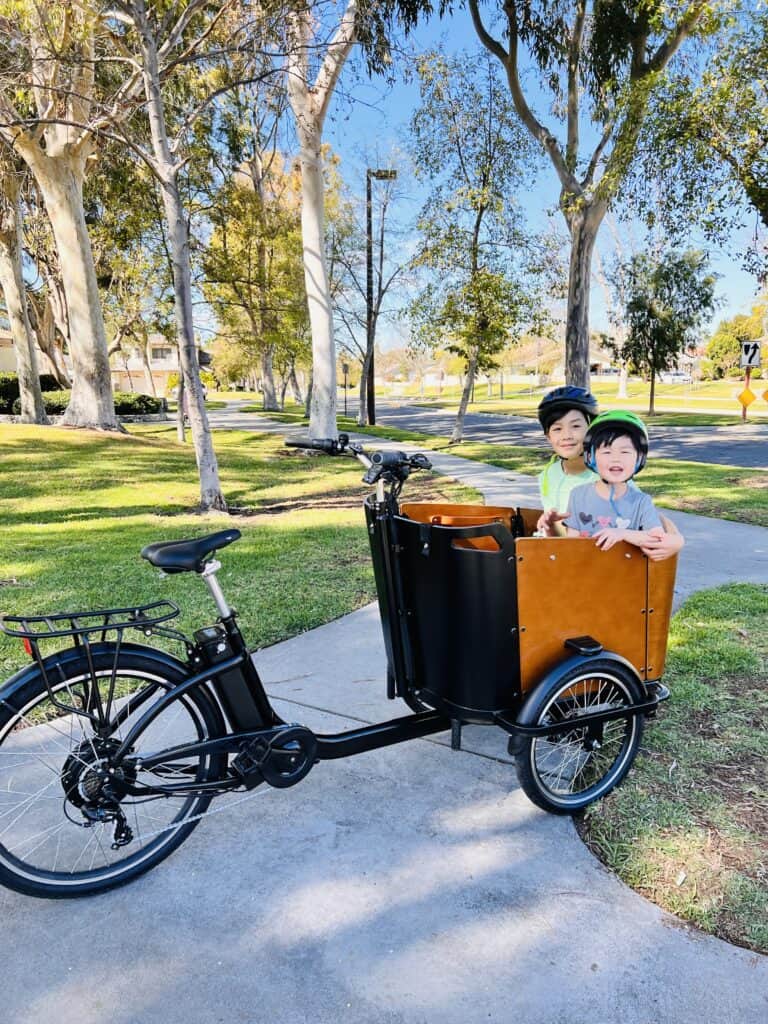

[535,386,599,536]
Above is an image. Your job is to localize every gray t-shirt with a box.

[563,482,663,537]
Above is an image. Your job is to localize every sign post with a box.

[738,341,761,421]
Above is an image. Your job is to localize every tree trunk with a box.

[618,363,629,399]
[304,369,313,419]
[648,372,656,417]
[564,202,605,389]
[261,345,279,411]
[286,2,357,440]
[451,346,479,443]
[296,122,337,437]
[141,340,157,396]
[136,0,226,511]
[0,181,49,424]
[288,364,303,404]
[27,293,70,386]
[25,149,119,429]
[357,350,371,426]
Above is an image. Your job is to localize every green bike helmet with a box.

[583,410,649,475]
[537,386,598,432]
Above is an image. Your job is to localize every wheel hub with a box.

[61,738,136,808]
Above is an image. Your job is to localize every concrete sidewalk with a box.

[3,408,766,1024]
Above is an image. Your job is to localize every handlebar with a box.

[284,433,432,490]
[285,436,343,455]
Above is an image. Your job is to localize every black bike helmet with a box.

[537,386,599,432]
[583,410,649,475]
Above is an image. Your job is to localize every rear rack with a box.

[1,601,184,728]
[1,600,180,640]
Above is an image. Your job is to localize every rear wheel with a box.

[514,660,645,814]
[0,650,225,898]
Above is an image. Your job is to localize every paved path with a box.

[3,405,766,1024]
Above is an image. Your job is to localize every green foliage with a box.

[610,250,718,391]
[408,50,550,370]
[630,6,768,275]
[706,304,766,378]
[166,370,216,394]
[202,155,310,380]
[0,372,60,412]
[10,390,163,416]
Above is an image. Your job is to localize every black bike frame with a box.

[108,610,451,795]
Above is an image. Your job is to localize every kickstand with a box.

[451,719,462,751]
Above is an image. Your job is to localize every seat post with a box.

[200,560,232,617]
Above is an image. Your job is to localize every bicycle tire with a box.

[0,646,226,898]
[514,659,645,814]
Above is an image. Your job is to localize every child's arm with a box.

[536,508,570,535]
[593,526,664,551]
[642,513,684,561]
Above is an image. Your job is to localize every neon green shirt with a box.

[538,457,596,514]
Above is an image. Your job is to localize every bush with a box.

[0,372,61,412]
[11,389,163,416]
[113,391,164,415]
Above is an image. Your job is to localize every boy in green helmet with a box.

[562,410,665,551]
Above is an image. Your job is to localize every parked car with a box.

[658,369,692,384]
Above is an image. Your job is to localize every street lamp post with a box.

[342,361,349,417]
[366,167,396,426]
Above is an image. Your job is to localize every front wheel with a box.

[514,660,645,814]
[0,648,226,898]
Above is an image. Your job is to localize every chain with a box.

[117,783,272,842]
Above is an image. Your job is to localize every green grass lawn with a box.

[579,583,768,955]
[0,423,476,678]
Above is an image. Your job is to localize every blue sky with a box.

[322,8,762,347]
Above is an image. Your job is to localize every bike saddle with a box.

[141,529,242,574]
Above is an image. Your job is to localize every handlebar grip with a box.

[370,450,408,467]
[285,437,338,453]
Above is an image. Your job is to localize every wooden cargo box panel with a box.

[516,537,649,691]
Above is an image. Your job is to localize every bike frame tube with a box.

[111,650,250,762]
[134,711,451,775]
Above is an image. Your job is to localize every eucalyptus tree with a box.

[0,1,122,427]
[408,49,547,442]
[202,55,297,411]
[0,145,48,423]
[463,0,715,388]
[202,154,310,409]
[611,249,717,415]
[101,0,266,511]
[284,0,359,438]
[631,5,768,279]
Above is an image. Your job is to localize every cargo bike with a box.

[0,435,676,897]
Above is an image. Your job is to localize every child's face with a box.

[546,410,589,460]
[595,434,638,483]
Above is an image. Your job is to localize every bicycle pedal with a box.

[232,737,269,789]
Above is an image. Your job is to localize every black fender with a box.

[507,651,644,755]
[0,642,225,732]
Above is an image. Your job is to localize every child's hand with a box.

[593,527,626,550]
[536,508,569,536]
[641,526,684,561]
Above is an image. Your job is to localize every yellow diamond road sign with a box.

[737,388,756,408]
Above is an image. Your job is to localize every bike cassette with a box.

[232,726,318,790]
